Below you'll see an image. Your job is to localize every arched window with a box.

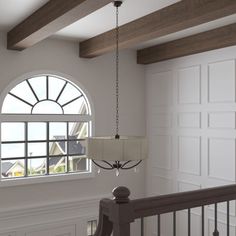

[0,74,92,181]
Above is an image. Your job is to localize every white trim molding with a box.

[0,194,111,234]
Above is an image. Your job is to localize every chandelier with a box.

[86,0,147,176]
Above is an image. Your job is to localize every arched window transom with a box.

[2,76,89,115]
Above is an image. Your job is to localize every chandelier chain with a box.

[115,5,119,138]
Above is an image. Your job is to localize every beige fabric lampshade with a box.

[86,136,147,161]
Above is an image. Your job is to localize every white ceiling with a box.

[0,0,48,31]
[54,0,180,40]
[0,0,236,50]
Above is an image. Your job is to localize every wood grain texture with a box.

[80,0,236,58]
[137,23,236,64]
[7,0,113,50]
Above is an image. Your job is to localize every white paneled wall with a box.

[146,46,236,236]
[0,195,104,236]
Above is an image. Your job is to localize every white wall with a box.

[0,33,146,235]
[145,46,236,236]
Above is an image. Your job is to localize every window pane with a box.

[87,220,97,236]
[92,221,97,234]
[28,76,46,100]
[69,122,88,138]
[28,158,46,176]
[87,221,92,236]
[49,157,66,174]
[69,156,87,172]
[28,143,46,157]
[2,160,25,178]
[2,143,25,158]
[10,81,37,105]
[63,98,88,114]
[2,94,32,114]
[48,76,66,100]
[49,141,67,155]
[58,83,82,105]
[28,122,46,141]
[32,101,63,114]
[68,140,86,155]
[1,123,25,141]
[49,122,67,140]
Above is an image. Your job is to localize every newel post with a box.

[94,199,113,236]
[110,186,135,236]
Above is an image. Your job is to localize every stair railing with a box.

[94,184,236,236]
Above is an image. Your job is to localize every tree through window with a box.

[1,75,92,179]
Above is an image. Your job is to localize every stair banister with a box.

[94,183,236,236]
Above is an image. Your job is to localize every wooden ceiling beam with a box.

[80,0,236,58]
[7,0,113,50]
[137,23,236,64]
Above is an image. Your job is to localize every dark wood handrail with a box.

[94,184,236,236]
[132,183,236,217]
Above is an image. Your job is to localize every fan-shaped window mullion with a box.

[57,82,82,106]
[56,81,67,102]
[28,76,47,101]
[8,92,34,107]
[26,79,40,102]
[9,80,38,107]
[61,95,83,107]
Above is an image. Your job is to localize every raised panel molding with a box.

[147,53,236,236]
[208,138,235,181]
[208,112,235,129]
[0,194,109,234]
[149,71,173,107]
[151,175,173,196]
[177,181,201,192]
[150,135,172,170]
[150,113,172,128]
[208,60,236,103]
[178,66,201,104]
[178,136,201,176]
[178,112,201,128]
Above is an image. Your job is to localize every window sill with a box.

[0,170,94,187]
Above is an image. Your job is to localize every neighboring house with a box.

[49,135,86,173]
[34,156,66,175]
[34,133,86,174]
[2,161,24,178]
